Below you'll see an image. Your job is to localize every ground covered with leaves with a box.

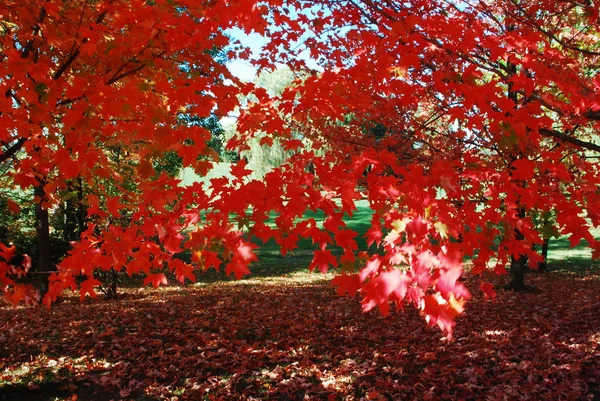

[1,270,599,401]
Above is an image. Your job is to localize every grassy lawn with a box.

[179,162,599,276]
[178,163,233,188]
[247,199,600,280]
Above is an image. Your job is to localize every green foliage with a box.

[153,150,184,178]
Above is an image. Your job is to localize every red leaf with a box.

[282,139,303,151]
[421,294,464,336]
[308,247,338,273]
[259,136,274,146]
[358,256,382,283]
[196,250,221,271]
[144,273,168,288]
[331,273,361,296]
[436,267,471,300]
[106,197,122,217]
[361,269,411,315]
[0,243,16,262]
[80,278,102,301]
[364,225,383,247]
[172,259,196,284]
[235,241,258,263]
[335,230,358,251]
[510,159,535,181]
[7,199,21,215]
[480,281,496,301]
[225,260,251,279]
[230,159,252,180]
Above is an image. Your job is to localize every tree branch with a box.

[53,49,81,80]
[539,128,600,152]
[106,64,146,85]
[583,110,600,121]
[0,137,27,163]
[21,7,47,59]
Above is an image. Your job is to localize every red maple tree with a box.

[2,0,600,335]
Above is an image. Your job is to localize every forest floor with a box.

[1,264,599,400]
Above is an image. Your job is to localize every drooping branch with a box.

[539,127,600,153]
[0,137,27,163]
[20,7,46,59]
[106,64,147,85]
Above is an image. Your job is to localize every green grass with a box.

[250,204,600,279]
[178,162,233,187]
[190,199,599,284]
[177,161,598,277]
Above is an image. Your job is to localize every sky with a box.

[225,28,269,82]
[224,10,325,82]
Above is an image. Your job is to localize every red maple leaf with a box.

[435,267,471,300]
[335,230,358,251]
[79,278,102,301]
[225,260,251,279]
[480,281,496,301]
[308,247,338,273]
[144,273,168,288]
[230,159,252,180]
[331,273,361,296]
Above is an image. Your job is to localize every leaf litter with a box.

[0,270,598,400]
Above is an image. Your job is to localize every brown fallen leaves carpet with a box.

[1,271,599,400]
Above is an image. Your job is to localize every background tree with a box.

[0,0,263,304]
[233,0,600,330]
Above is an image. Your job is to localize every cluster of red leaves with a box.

[1,271,598,400]
[3,0,600,337]
[0,244,37,306]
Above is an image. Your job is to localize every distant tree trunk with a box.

[34,182,53,273]
[109,268,118,298]
[538,238,549,271]
[63,198,78,242]
[76,177,87,235]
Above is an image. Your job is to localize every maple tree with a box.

[235,0,600,332]
[0,0,260,304]
[1,0,600,336]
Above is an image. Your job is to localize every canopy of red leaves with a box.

[2,0,600,335]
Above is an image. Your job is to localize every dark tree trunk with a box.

[538,238,549,271]
[505,207,527,291]
[507,254,527,291]
[34,183,52,273]
[76,178,87,235]
[109,268,118,299]
[63,198,78,242]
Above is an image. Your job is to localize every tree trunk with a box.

[505,207,527,291]
[34,182,53,297]
[538,238,549,272]
[34,183,52,273]
[507,254,527,290]
[63,198,78,242]
[109,268,118,299]
[76,178,87,235]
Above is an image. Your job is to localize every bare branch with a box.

[539,128,600,152]
[106,64,146,85]
[21,7,47,59]
[0,137,27,164]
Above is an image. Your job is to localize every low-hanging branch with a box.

[539,127,600,153]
